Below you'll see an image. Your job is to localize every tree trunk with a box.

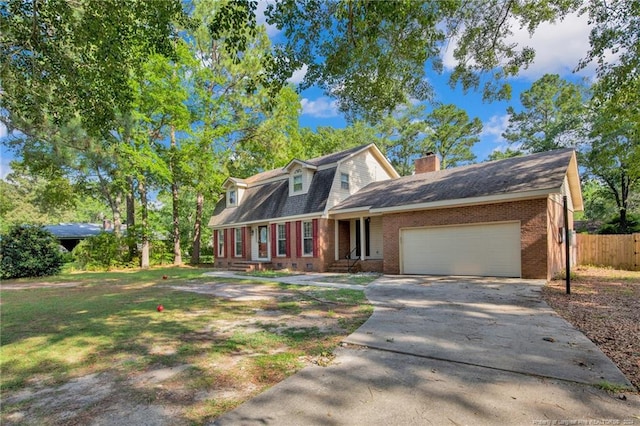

[170,126,182,265]
[191,191,204,264]
[126,177,137,258]
[172,180,182,265]
[113,192,122,237]
[138,179,150,269]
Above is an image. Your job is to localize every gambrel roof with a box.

[209,167,336,226]
[209,144,398,227]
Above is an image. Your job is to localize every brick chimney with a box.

[414,152,440,174]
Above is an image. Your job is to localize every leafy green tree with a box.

[376,104,427,176]
[486,148,523,161]
[579,0,639,107]
[0,225,65,279]
[583,78,640,233]
[579,179,618,223]
[503,74,588,152]
[265,1,580,121]
[299,122,380,160]
[0,0,184,137]
[0,170,108,233]
[421,104,482,168]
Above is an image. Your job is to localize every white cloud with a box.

[300,97,339,118]
[0,157,12,180]
[287,64,308,85]
[481,114,510,143]
[256,0,281,38]
[510,12,592,78]
[443,12,593,80]
[0,121,7,139]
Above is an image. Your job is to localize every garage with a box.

[400,222,521,277]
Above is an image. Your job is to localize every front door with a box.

[258,225,269,259]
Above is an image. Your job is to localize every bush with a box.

[0,225,65,279]
[598,214,640,234]
[72,231,124,270]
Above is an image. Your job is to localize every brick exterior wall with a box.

[547,196,575,280]
[214,218,335,272]
[381,198,549,279]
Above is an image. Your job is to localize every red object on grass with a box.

[162,275,168,280]
[157,304,164,312]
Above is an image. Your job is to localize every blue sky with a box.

[0,6,597,179]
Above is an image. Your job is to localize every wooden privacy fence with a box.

[576,233,640,271]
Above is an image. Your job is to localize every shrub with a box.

[598,214,640,234]
[0,225,65,279]
[72,231,123,270]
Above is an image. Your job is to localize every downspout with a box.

[563,195,571,294]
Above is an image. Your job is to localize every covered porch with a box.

[332,214,384,273]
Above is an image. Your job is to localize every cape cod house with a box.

[209,144,582,280]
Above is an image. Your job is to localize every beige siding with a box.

[288,167,314,197]
[369,216,384,259]
[326,149,395,211]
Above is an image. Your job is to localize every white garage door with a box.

[401,222,521,277]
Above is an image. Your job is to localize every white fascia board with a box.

[328,206,374,219]
[370,188,560,214]
[210,212,323,229]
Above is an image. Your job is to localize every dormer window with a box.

[222,177,247,208]
[285,161,316,197]
[227,189,237,207]
[293,172,303,192]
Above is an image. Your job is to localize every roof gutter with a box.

[330,188,561,216]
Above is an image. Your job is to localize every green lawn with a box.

[0,267,372,424]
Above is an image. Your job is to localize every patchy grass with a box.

[0,267,372,424]
[315,273,381,285]
[542,265,640,392]
[239,269,298,278]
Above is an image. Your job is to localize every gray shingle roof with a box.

[44,223,105,238]
[332,149,576,211]
[210,167,336,226]
[244,144,371,184]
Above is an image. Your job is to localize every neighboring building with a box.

[44,223,109,251]
[209,144,583,280]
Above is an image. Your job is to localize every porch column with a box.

[334,220,339,261]
[359,216,365,261]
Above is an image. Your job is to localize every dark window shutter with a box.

[312,219,319,257]
[271,223,277,258]
[223,229,228,258]
[242,227,247,258]
[296,221,302,257]
[214,230,218,258]
[230,228,235,257]
[285,222,291,257]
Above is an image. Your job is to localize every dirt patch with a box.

[168,282,293,301]
[0,281,84,290]
[1,280,370,425]
[542,266,640,391]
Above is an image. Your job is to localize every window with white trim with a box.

[340,173,349,190]
[227,189,237,206]
[217,230,225,257]
[277,224,286,256]
[293,173,302,192]
[302,221,313,256]
[234,228,243,257]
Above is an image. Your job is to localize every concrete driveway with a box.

[213,276,639,425]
